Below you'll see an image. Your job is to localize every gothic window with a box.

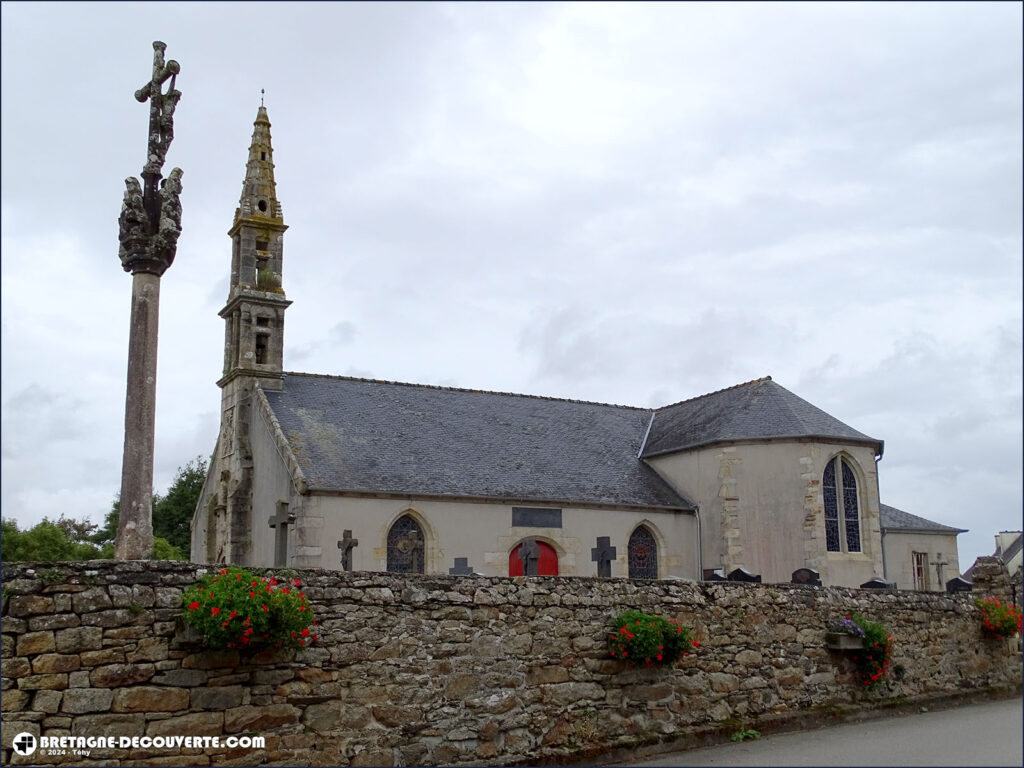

[386,514,425,573]
[823,456,861,553]
[628,526,658,579]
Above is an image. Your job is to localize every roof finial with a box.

[260,88,265,107]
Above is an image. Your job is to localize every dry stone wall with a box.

[1,561,1020,767]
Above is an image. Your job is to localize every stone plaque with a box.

[511,507,562,528]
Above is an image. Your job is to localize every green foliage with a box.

[38,568,68,585]
[975,597,1023,637]
[1,517,102,562]
[847,612,893,690]
[730,727,761,742]
[182,567,317,651]
[608,609,696,668]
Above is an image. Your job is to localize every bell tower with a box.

[212,103,291,565]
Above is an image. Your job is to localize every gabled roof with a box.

[641,377,883,458]
[879,503,967,534]
[262,373,692,511]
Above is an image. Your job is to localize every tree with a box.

[92,455,207,560]
[1,516,103,562]
[153,455,207,553]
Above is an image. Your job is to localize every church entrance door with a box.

[508,540,558,576]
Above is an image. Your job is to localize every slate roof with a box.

[879,504,967,533]
[263,373,692,510]
[641,377,883,457]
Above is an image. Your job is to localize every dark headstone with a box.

[791,568,822,586]
[591,536,617,578]
[449,557,475,576]
[859,577,894,590]
[703,570,728,582]
[511,507,562,528]
[946,576,973,594]
[727,567,762,583]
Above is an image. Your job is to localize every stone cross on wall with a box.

[268,501,294,567]
[591,536,617,578]
[931,552,951,587]
[519,539,540,576]
[397,528,424,572]
[337,530,358,572]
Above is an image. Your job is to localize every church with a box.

[190,107,965,590]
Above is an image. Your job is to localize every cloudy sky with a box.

[1,2,1020,573]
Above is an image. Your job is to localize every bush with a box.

[181,567,317,651]
[608,609,696,669]
[975,597,1023,637]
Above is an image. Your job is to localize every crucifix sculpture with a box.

[268,501,294,567]
[591,536,617,578]
[115,41,183,560]
[337,529,358,572]
[931,552,951,587]
[519,539,540,576]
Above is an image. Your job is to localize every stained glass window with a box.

[823,457,860,553]
[823,459,840,552]
[628,526,658,579]
[386,514,424,573]
[842,461,861,552]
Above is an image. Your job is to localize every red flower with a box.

[229,611,237,619]
[298,639,305,646]
[281,588,291,595]
[656,654,662,661]
[188,601,199,611]
[211,607,220,616]
[692,641,699,648]
[262,604,269,612]
[250,591,256,598]
[301,627,310,637]
[291,632,297,638]
[219,568,228,575]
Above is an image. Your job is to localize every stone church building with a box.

[190,107,964,589]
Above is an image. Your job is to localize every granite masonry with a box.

[1,560,1020,766]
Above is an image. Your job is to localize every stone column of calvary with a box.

[114,41,183,560]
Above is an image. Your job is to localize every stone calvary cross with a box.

[114,41,183,561]
[591,536,617,578]
[337,530,358,572]
[268,502,294,568]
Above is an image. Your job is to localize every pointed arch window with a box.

[386,514,425,573]
[628,526,658,579]
[823,457,861,553]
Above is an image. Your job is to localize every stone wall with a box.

[1,561,1020,767]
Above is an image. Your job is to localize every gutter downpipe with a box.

[876,451,887,581]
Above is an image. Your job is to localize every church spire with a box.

[235,105,283,225]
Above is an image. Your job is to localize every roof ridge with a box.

[281,371,651,412]
[654,376,773,412]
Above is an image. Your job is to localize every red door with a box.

[508,540,559,576]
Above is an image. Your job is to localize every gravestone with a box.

[727,567,762,583]
[591,536,617,578]
[449,557,475,575]
[946,576,973,594]
[337,530,358,572]
[703,570,728,582]
[860,577,895,590]
[791,568,822,586]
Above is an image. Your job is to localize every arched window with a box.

[823,456,861,553]
[508,539,558,576]
[386,514,425,573]
[628,526,658,579]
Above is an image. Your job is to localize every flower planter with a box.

[826,632,865,651]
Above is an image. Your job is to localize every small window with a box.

[256,317,269,327]
[255,334,268,364]
[261,151,266,160]
[258,199,268,212]
[255,240,269,252]
[912,552,929,590]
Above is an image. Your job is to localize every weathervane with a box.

[114,41,184,560]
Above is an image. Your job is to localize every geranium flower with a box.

[188,601,199,611]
